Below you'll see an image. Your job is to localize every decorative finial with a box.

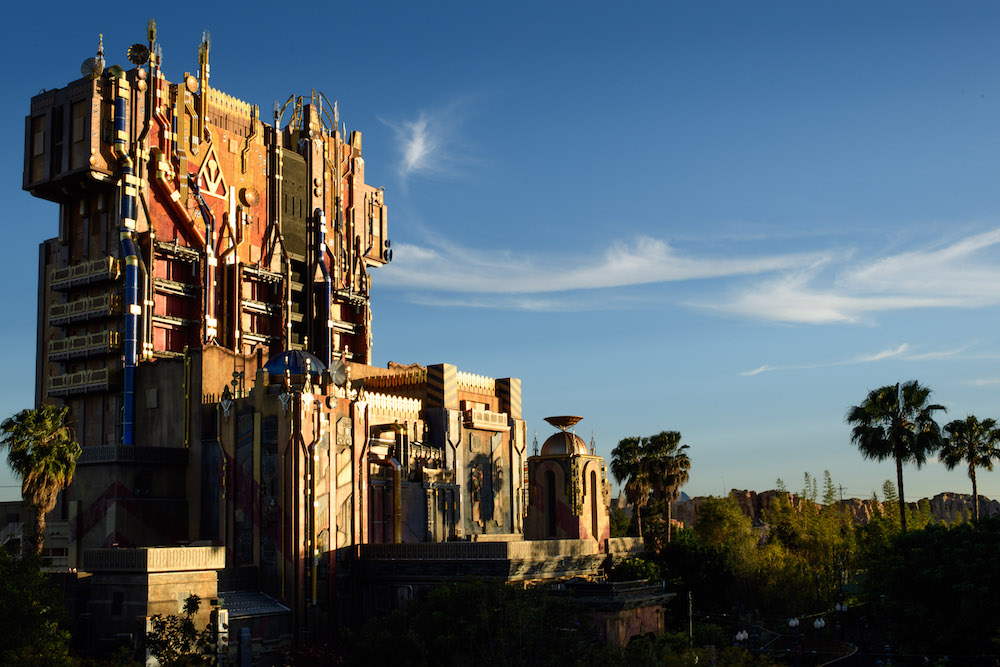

[590,431,596,456]
[147,18,157,46]
[532,431,539,456]
[97,33,105,69]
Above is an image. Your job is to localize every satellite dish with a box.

[329,360,348,387]
[544,416,584,431]
[128,43,150,66]
[81,57,103,80]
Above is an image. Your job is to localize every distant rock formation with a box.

[670,490,999,528]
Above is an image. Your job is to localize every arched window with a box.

[545,470,557,537]
[590,470,599,539]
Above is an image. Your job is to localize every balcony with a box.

[50,256,120,291]
[48,330,119,361]
[47,368,111,397]
[462,409,510,432]
[49,293,120,326]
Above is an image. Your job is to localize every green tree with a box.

[0,550,74,666]
[644,431,691,543]
[609,506,632,538]
[347,580,592,666]
[863,517,1000,654]
[611,431,691,541]
[845,380,945,532]
[144,594,215,666]
[610,436,651,537]
[0,405,81,554]
[939,415,1000,522]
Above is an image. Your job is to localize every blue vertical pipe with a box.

[112,71,141,446]
[315,209,332,368]
[120,234,140,446]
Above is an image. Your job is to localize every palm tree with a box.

[611,436,651,537]
[939,415,1000,522]
[643,430,691,543]
[0,405,80,555]
[846,380,945,532]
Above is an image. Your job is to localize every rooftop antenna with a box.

[81,33,105,80]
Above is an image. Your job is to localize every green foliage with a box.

[846,380,945,531]
[0,550,74,666]
[144,595,215,666]
[692,496,756,552]
[611,431,690,541]
[347,580,592,666]
[609,556,661,583]
[0,405,81,554]
[864,516,1000,654]
[609,506,632,538]
[939,414,1000,521]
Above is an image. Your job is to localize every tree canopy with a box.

[846,380,944,531]
[939,415,1000,522]
[0,405,81,554]
[611,431,690,541]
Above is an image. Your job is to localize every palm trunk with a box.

[971,467,979,522]
[666,499,673,543]
[636,504,644,538]
[896,456,907,533]
[32,505,45,555]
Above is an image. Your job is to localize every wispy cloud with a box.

[717,229,1000,324]
[854,343,909,363]
[740,365,775,377]
[378,237,826,294]
[378,224,1000,322]
[739,342,970,377]
[969,378,1000,386]
[380,99,474,183]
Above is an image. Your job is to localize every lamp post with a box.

[788,618,801,667]
[834,602,848,640]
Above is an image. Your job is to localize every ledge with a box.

[83,546,225,572]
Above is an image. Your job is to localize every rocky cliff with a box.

[670,490,998,528]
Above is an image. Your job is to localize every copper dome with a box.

[540,430,589,456]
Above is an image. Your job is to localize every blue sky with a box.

[2,1,1000,504]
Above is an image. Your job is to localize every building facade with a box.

[22,24,636,657]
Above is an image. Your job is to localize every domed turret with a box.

[540,415,589,456]
[540,431,589,456]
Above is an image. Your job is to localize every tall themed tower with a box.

[23,24,389,551]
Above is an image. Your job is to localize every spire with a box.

[532,431,539,456]
[96,33,105,70]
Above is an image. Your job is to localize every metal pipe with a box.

[188,174,217,342]
[111,69,143,446]
[149,147,206,248]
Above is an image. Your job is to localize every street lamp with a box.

[788,617,800,629]
[813,617,826,630]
